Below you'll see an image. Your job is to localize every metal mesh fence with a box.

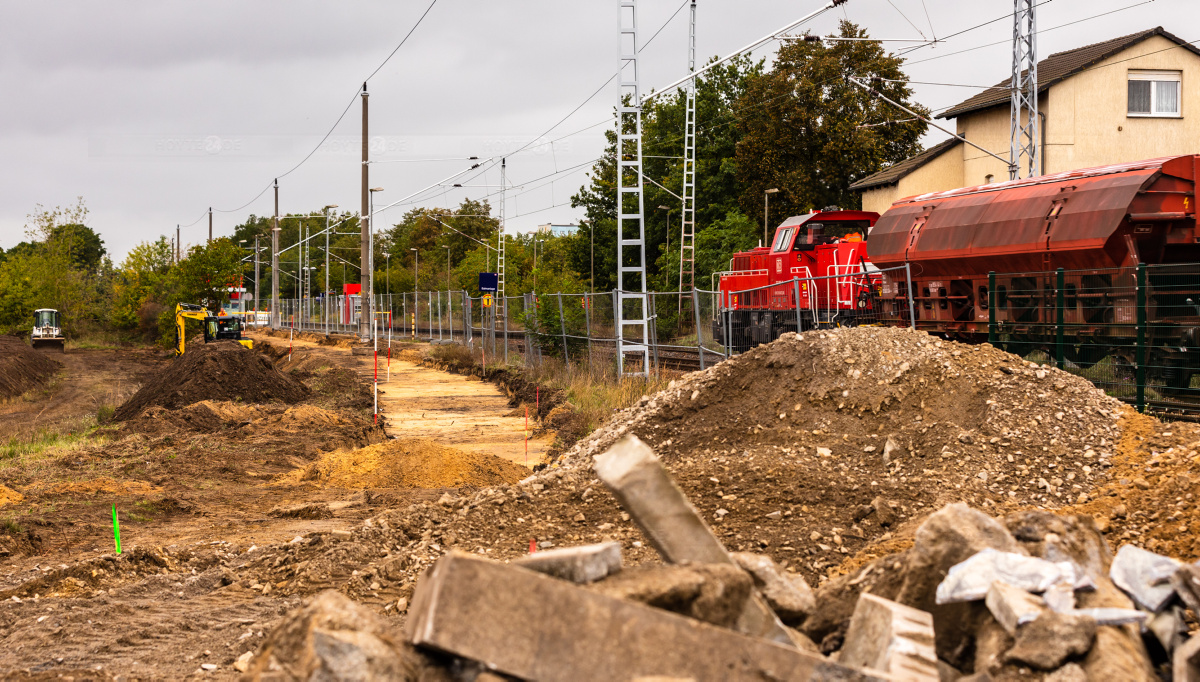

[264,260,1200,420]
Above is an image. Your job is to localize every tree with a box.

[735,21,928,224]
[173,239,245,312]
[569,56,763,292]
[112,237,174,338]
[48,224,106,271]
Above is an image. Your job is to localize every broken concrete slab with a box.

[838,592,939,681]
[1070,607,1147,626]
[1148,605,1187,656]
[985,581,1045,635]
[936,549,1070,604]
[244,589,431,680]
[406,552,886,682]
[731,552,815,625]
[1174,630,1200,682]
[513,541,622,584]
[1169,563,1200,616]
[594,434,793,645]
[1004,611,1096,671]
[588,563,753,629]
[1110,544,1181,612]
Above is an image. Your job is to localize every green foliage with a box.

[693,210,760,288]
[735,21,928,222]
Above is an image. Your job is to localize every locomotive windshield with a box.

[771,227,794,252]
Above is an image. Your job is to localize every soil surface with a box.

[0,336,59,402]
[113,343,308,421]
[0,326,1196,680]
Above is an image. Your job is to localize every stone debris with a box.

[731,552,815,625]
[594,434,793,645]
[985,581,1046,635]
[1004,611,1096,671]
[1175,631,1200,682]
[838,592,939,680]
[936,549,1073,604]
[404,552,886,682]
[513,541,622,584]
[1110,544,1182,612]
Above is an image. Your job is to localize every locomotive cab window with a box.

[771,227,794,252]
[1128,70,1181,117]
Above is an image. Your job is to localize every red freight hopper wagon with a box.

[714,209,880,351]
[869,154,1200,392]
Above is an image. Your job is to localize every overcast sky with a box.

[0,0,1192,260]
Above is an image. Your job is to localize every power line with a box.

[194,1,441,218]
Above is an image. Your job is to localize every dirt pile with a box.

[0,335,58,400]
[280,438,529,489]
[113,342,308,420]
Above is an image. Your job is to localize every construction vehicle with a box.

[174,303,254,356]
[31,308,65,353]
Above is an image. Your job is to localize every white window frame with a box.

[1128,70,1182,118]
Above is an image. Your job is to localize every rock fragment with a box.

[1109,544,1180,612]
[1005,611,1096,671]
[838,592,939,681]
[985,581,1045,635]
[513,541,622,584]
[731,552,815,625]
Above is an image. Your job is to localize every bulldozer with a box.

[174,303,254,356]
[31,308,65,353]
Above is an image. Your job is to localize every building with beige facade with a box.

[851,27,1200,215]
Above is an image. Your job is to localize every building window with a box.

[1128,70,1181,117]
[985,174,995,184]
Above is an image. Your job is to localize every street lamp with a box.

[368,188,384,342]
[763,188,780,245]
[657,205,673,257]
[384,251,391,297]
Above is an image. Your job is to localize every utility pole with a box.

[208,207,213,244]
[1010,0,1039,179]
[272,178,280,328]
[498,158,506,307]
[175,224,180,263]
[324,204,337,334]
[253,234,260,324]
[359,82,371,341]
[678,0,697,306]
[616,0,650,377]
[764,188,779,245]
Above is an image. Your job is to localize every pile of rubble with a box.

[243,435,1200,681]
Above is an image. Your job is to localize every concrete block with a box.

[985,581,1045,635]
[1005,611,1096,671]
[406,552,886,682]
[1110,544,1181,612]
[594,434,793,645]
[936,549,1069,605]
[839,592,939,681]
[732,552,815,624]
[513,541,622,584]
[1174,632,1200,682]
[1169,564,1200,616]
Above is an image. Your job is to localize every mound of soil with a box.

[0,335,58,400]
[114,343,308,420]
[119,399,274,436]
[281,438,529,489]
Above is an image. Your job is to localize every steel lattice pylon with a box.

[1010,0,1039,180]
[677,0,697,308]
[617,0,649,377]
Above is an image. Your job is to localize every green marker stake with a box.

[112,503,122,555]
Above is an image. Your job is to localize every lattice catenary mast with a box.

[1010,0,1039,180]
[678,0,697,302]
[617,0,650,377]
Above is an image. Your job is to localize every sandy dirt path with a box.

[252,333,549,469]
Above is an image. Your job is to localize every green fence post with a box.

[1055,268,1065,370]
[988,271,997,345]
[1136,264,1147,414]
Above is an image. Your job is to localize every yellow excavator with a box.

[174,303,253,356]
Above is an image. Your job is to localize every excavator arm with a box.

[174,303,209,356]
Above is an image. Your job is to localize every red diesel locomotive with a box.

[713,209,881,350]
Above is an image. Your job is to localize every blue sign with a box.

[478,272,498,293]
